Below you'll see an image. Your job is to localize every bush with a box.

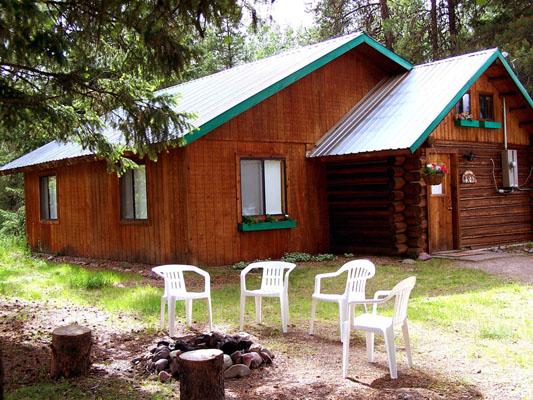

[0,206,25,237]
[282,252,337,263]
[231,261,248,271]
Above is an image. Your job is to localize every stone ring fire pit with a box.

[132,331,274,382]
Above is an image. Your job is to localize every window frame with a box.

[39,173,59,222]
[238,157,287,219]
[119,164,149,223]
[478,93,495,121]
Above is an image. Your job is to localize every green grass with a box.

[1,236,531,370]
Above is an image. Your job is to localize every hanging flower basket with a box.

[423,163,448,185]
[423,172,445,185]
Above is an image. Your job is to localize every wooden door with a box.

[428,153,454,252]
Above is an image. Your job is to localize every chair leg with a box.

[309,298,317,335]
[284,290,290,325]
[207,296,213,332]
[384,327,398,379]
[168,297,176,337]
[402,321,413,368]
[255,296,262,323]
[240,295,245,331]
[185,299,193,327]
[280,295,288,333]
[160,296,166,329]
[342,320,350,378]
[365,332,375,362]
[339,300,346,342]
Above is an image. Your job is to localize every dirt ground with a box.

[457,254,533,284]
[1,254,531,399]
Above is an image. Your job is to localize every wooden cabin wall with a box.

[24,151,190,265]
[432,141,532,248]
[23,45,391,266]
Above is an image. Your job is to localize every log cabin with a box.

[2,33,532,265]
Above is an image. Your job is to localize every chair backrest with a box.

[390,276,416,325]
[341,260,376,300]
[247,261,295,290]
[152,264,196,294]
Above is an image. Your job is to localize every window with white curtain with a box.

[240,159,285,216]
[120,165,148,220]
[39,175,57,220]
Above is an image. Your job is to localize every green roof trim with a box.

[183,33,412,146]
[410,50,533,152]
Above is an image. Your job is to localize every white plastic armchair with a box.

[309,259,376,341]
[152,264,213,337]
[342,276,416,379]
[239,261,296,333]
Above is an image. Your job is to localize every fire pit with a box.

[132,331,274,382]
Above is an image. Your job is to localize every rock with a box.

[221,339,239,355]
[146,360,155,372]
[154,358,169,372]
[223,354,233,370]
[157,340,171,348]
[248,342,262,353]
[224,364,251,379]
[402,258,415,265]
[169,358,180,377]
[236,340,253,351]
[230,350,243,365]
[261,348,275,359]
[169,350,182,359]
[153,347,170,362]
[259,351,272,364]
[249,352,263,369]
[417,252,432,261]
[159,370,172,383]
[241,353,253,368]
[131,356,142,365]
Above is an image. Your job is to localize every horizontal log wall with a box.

[434,141,533,248]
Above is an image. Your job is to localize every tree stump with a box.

[179,349,224,400]
[50,324,92,379]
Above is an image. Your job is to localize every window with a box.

[40,175,57,220]
[479,94,494,120]
[240,159,285,216]
[455,92,471,114]
[120,165,148,220]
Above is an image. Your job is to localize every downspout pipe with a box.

[503,96,508,150]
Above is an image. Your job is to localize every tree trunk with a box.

[430,0,439,58]
[50,324,92,379]
[179,349,224,400]
[0,345,4,400]
[379,0,394,49]
[447,0,457,52]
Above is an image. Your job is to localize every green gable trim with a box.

[183,34,412,146]
[410,50,532,152]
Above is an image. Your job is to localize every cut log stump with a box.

[179,349,224,400]
[50,324,92,379]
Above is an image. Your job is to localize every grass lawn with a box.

[1,236,531,399]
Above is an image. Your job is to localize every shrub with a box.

[281,252,313,263]
[231,261,248,271]
[313,253,336,262]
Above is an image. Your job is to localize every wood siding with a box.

[24,46,390,265]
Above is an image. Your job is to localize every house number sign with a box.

[462,170,477,184]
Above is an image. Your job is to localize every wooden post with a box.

[179,349,224,400]
[50,324,92,379]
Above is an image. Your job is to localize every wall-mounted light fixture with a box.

[463,151,475,162]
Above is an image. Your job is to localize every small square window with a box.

[479,94,494,120]
[240,158,285,217]
[39,175,58,220]
[120,165,148,220]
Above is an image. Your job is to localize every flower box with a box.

[454,119,480,128]
[423,173,445,185]
[238,219,297,232]
[480,120,502,129]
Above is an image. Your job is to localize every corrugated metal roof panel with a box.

[3,32,379,172]
[309,49,499,157]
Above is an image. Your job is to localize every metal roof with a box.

[309,49,501,157]
[2,32,413,173]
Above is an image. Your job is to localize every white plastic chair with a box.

[342,276,416,379]
[152,264,213,337]
[240,261,296,333]
[309,260,376,341]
